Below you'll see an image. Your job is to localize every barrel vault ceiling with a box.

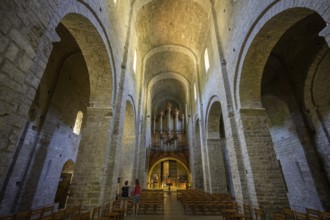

[133,0,211,112]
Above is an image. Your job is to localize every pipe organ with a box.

[151,102,186,151]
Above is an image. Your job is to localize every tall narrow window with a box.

[73,111,83,135]
[194,84,197,101]
[114,0,117,5]
[133,49,137,74]
[204,48,209,73]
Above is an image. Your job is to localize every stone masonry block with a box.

[2,60,25,84]
[9,28,35,59]
[18,103,29,116]
[17,54,34,74]
[5,42,19,62]
[0,71,21,92]
[0,17,13,35]
[0,33,9,53]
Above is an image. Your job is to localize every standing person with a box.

[121,180,130,216]
[116,177,121,200]
[132,179,141,216]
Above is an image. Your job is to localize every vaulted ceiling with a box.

[133,0,211,113]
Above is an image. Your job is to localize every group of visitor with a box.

[116,178,141,216]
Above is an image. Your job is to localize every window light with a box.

[204,48,209,73]
[133,49,137,74]
[73,111,83,135]
[194,84,197,101]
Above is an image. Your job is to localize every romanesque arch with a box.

[259,10,330,209]
[54,160,75,209]
[58,13,115,211]
[205,99,231,194]
[237,4,330,211]
[120,99,137,185]
[147,157,190,190]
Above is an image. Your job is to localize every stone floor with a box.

[125,192,222,220]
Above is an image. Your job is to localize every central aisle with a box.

[125,192,222,220]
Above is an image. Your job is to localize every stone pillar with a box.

[237,108,289,216]
[181,114,185,132]
[67,106,112,211]
[207,138,227,194]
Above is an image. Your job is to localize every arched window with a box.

[194,84,197,101]
[204,48,209,73]
[73,111,83,135]
[133,49,137,74]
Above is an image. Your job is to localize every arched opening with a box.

[73,111,83,135]
[120,100,136,185]
[206,101,232,194]
[147,157,190,191]
[261,12,330,210]
[10,21,91,211]
[238,7,330,210]
[193,119,204,189]
[54,160,75,209]
[2,12,115,212]
[59,14,114,210]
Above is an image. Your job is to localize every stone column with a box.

[67,106,112,211]
[237,108,289,216]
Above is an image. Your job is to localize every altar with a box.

[165,182,173,194]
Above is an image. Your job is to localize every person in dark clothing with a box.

[121,180,130,216]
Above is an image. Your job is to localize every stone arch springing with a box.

[237,8,318,109]
[61,13,113,107]
[236,2,330,109]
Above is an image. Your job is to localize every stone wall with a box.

[1,0,330,215]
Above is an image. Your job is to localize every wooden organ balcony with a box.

[151,103,188,152]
